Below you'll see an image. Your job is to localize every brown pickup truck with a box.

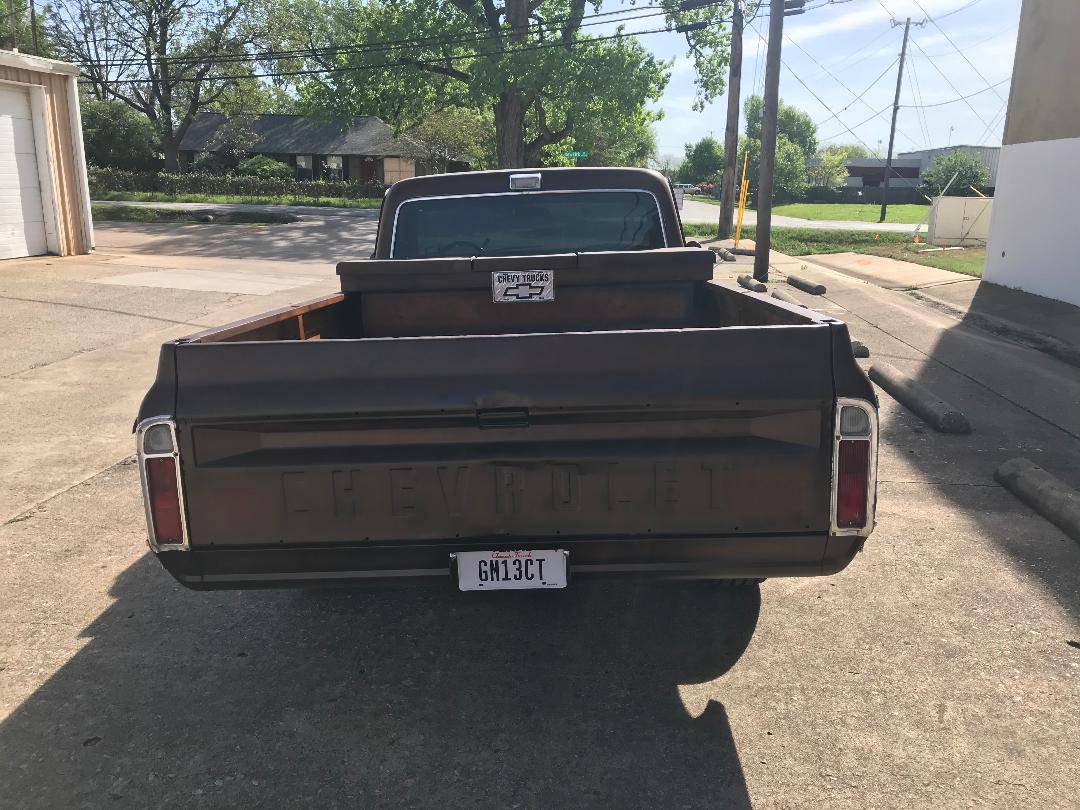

[135,167,878,591]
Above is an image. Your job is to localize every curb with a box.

[771,288,806,307]
[738,274,767,292]
[908,289,1080,372]
[786,274,826,295]
[995,458,1080,542]
[868,362,971,434]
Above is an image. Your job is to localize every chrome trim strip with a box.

[199,568,450,582]
[389,188,670,258]
[829,398,879,537]
[135,416,190,552]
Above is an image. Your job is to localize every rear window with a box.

[391,190,666,259]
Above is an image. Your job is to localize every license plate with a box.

[491,270,554,302]
[455,550,567,591]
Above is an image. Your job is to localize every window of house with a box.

[324,155,343,181]
[295,155,313,180]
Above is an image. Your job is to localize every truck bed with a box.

[138,247,874,588]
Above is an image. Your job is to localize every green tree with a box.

[676,136,724,184]
[570,108,659,168]
[1,0,53,56]
[272,0,732,168]
[195,116,260,174]
[738,134,806,201]
[744,95,817,159]
[920,150,990,196]
[81,99,160,170]
[237,155,294,178]
[807,143,869,188]
[406,108,496,172]
[49,0,268,169]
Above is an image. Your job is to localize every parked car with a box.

[135,167,878,591]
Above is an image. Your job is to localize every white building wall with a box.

[983,135,1080,307]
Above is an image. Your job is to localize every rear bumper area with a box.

[156,535,865,590]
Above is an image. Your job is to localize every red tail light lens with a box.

[836,439,870,528]
[146,457,184,544]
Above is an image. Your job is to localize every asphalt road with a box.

[1,222,1077,807]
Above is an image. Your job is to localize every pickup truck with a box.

[135,167,878,591]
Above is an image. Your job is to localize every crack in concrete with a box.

[2,457,137,528]
[0,294,209,329]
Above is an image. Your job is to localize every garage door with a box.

[0,84,48,259]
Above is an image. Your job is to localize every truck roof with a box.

[374,167,683,259]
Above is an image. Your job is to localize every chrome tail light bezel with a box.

[135,415,190,552]
[830,398,879,537]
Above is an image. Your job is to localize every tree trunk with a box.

[161,136,182,171]
[494,91,526,168]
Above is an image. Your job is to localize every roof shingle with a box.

[179,113,416,156]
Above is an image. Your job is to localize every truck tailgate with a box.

[173,326,835,548]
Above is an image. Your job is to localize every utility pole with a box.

[753,0,788,282]
[30,1,39,55]
[6,0,14,51]
[879,17,923,223]
[717,0,743,240]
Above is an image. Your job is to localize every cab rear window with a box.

[391,190,666,259]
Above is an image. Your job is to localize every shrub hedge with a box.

[88,167,385,200]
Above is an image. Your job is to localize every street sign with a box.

[566,150,588,158]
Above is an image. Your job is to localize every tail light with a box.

[831,399,878,535]
[136,417,188,551]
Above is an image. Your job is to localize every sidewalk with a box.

[773,251,1080,369]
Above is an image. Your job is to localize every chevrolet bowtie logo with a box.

[503,282,546,299]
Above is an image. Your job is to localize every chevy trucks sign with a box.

[491,270,554,302]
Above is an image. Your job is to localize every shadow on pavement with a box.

[0,555,759,806]
[871,286,1080,621]
[94,211,379,265]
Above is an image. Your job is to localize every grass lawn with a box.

[93,190,383,209]
[92,204,298,225]
[682,223,984,277]
[771,202,930,224]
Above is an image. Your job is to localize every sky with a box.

[597,0,1022,162]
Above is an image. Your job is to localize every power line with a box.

[910,0,1006,102]
[973,96,1009,145]
[905,51,932,148]
[817,103,892,141]
[935,0,987,21]
[81,20,728,86]
[73,2,713,71]
[909,37,991,128]
[808,24,894,78]
[918,24,1016,58]
[899,76,1009,108]
[811,56,897,126]
[788,34,920,147]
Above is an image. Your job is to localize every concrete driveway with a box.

[1,225,1078,807]
[680,198,918,232]
[94,204,379,267]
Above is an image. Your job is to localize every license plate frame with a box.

[454,549,568,591]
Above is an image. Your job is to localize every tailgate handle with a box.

[477,408,529,429]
